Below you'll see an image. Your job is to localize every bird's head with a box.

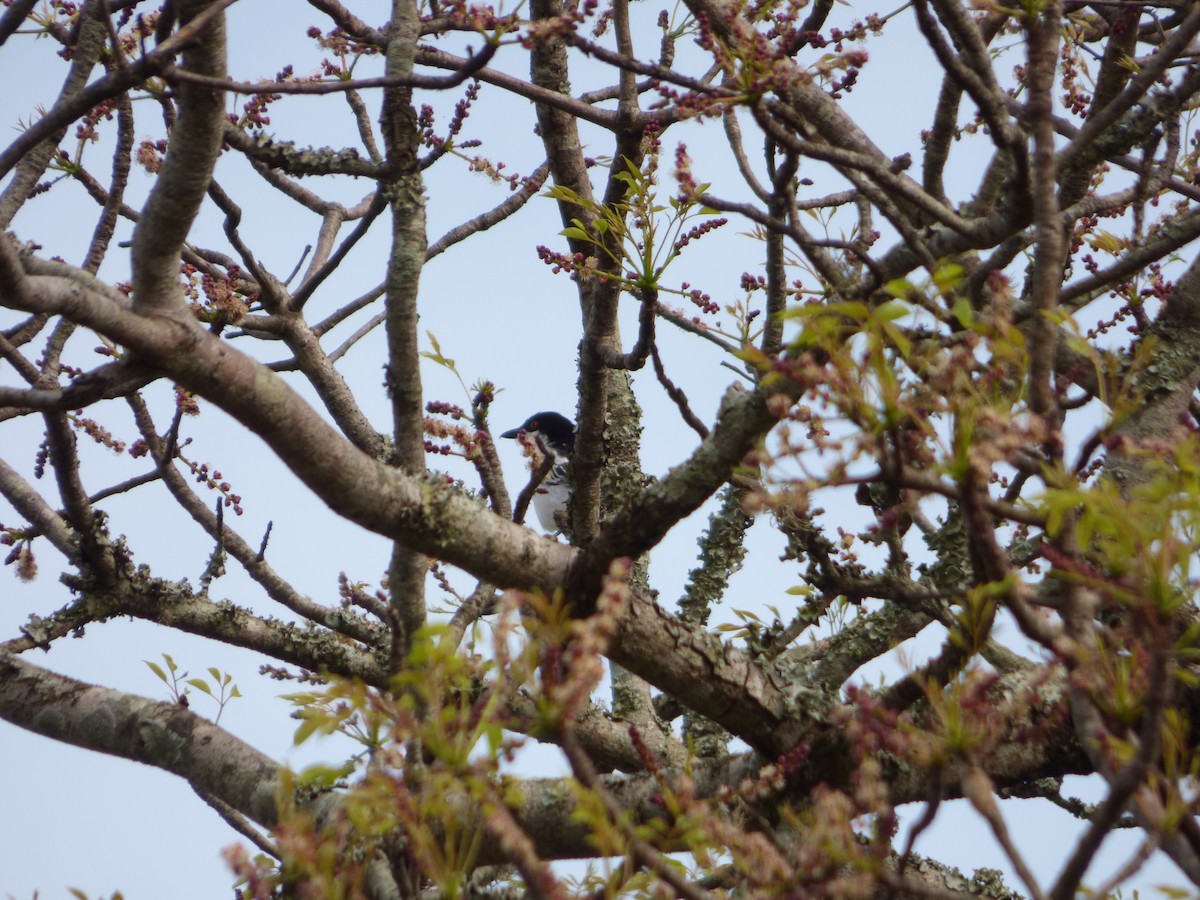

[500,412,576,456]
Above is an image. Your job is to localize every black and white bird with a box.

[500,411,575,534]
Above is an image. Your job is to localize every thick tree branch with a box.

[131,0,229,315]
[0,652,283,830]
[382,0,431,657]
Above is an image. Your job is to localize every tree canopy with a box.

[4,0,1200,897]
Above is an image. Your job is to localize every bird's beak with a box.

[499,427,522,440]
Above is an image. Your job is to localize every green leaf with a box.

[543,184,580,203]
[881,321,912,358]
[1086,229,1125,255]
[932,262,965,293]
[828,300,871,319]
[295,762,354,788]
[1156,887,1193,899]
[874,299,910,322]
[560,225,590,241]
[951,296,973,329]
[1177,617,1200,650]
[293,716,324,745]
[186,678,213,697]
[421,330,457,370]
[282,691,318,705]
[1174,667,1199,688]
[144,660,168,684]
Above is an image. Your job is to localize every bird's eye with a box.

[529,419,538,430]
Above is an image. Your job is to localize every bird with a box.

[500,411,575,534]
